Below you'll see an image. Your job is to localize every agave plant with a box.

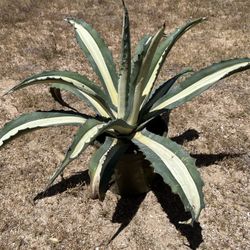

[1,1,249,223]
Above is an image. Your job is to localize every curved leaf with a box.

[6,70,115,117]
[89,136,129,200]
[50,83,115,118]
[50,87,78,112]
[48,119,104,187]
[139,68,192,120]
[0,111,87,147]
[127,25,165,125]
[142,18,205,98]
[6,70,104,98]
[130,35,152,84]
[66,18,118,106]
[47,119,133,187]
[133,130,205,222]
[151,58,250,112]
[125,35,152,120]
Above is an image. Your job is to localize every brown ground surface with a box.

[0,0,249,249]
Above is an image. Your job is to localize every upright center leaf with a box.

[118,1,131,119]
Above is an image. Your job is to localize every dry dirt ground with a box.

[0,0,249,249]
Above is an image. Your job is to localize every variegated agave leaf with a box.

[7,71,116,117]
[127,25,165,126]
[133,130,205,222]
[124,34,152,120]
[48,118,134,187]
[89,136,129,200]
[7,71,101,96]
[141,18,206,101]
[66,18,119,107]
[118,0,131,119]
[150,58,250,113]
[0,111,88,147]
[49,82,115,118]
[139,68,193,121]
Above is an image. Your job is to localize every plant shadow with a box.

[109,193,146,244]
[33,129,243,249]
[191,153,242,167]
[109,175,202,249]
[152,175,203,250]
[33,170,90,201]
[108,129,243,248]
[171,128,200,145]
[171,128,242,167]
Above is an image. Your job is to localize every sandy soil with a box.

[0,0,249,249]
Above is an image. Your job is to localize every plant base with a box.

[110,150,154,196]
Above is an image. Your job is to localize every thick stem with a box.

[111,150,154,196]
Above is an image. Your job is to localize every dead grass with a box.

[0,0,249,249]
[0,0,37,23]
